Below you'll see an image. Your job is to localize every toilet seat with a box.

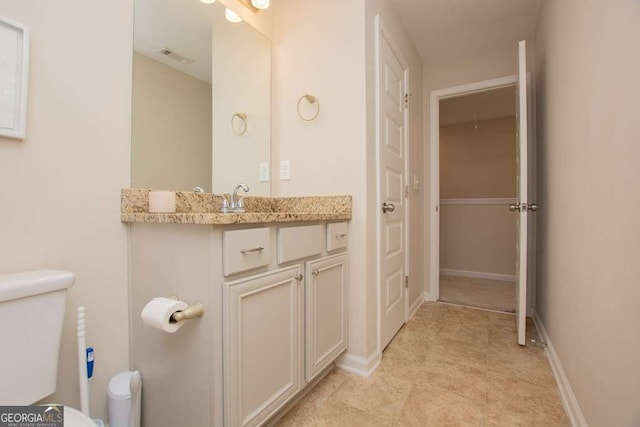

[63,406,97,427]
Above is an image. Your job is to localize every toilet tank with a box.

[0,270,75,405]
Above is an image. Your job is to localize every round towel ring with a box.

[297,94,320,122]
[231,112,248,136]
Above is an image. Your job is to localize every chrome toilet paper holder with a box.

[167,294,205,323]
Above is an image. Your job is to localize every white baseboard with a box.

[440,268,516,282]
[533,313,587,427]
[408,293,424,319]
[424,290,436,302]
[336,350,380,377]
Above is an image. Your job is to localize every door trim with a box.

[374,14,410,353]
[428,75,537,308]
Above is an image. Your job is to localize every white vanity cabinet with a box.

[223,265,303,427]
[129,220,349,427]
[305,253,348,382]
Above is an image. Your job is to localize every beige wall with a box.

[535,0,640,424]
[440,205,516,276]
[132,52,212,192]
[0,0,132,420]
[271,0,369,358]
[212,20,270,196]
[272,0,423,361]
[423,41,535,298]
[440,117,516,198]
[439,117,516,276]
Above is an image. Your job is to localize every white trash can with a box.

[108,370,142,427]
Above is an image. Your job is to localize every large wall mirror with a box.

[131,0,271,196]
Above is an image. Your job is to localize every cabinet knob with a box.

[312,269,320,277]
[295,273,303,281]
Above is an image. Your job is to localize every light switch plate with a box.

[259,162,270,182]
[280,160,291,180]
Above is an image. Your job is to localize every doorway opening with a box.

[428,75,518,311]
[437,86,518,313]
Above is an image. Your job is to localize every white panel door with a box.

[515,40,529,346]
[377,18,407,350]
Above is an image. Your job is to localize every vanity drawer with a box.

[223,228,271,276]
[277,225,323,264]
[326,222,348,252]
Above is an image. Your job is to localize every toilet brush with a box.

[77,307,90,416]
[77,306,105,426]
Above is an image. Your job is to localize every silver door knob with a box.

[509,204,520,212]
[382,202,395,213]
[528,203,539,212]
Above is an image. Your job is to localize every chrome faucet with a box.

[221,183,249,213]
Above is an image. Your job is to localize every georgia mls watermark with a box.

[0,405,63,427]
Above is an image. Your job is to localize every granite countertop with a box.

[121,189,352,225]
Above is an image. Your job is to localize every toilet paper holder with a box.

[167,294,205,323]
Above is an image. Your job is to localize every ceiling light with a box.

[225,8,242,23]
[199,0,216,4]
[251,0,269,9]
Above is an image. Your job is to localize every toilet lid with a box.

[63,406,97,427]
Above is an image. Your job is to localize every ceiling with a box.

[389,0,542,62]
[134,0,227,83]
[439,86,516,126]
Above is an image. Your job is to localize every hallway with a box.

[276,303,568,426]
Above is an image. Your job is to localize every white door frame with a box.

[428,74,536,314]
[375,14,410,354]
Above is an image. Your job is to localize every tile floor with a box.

[276,302,569,426]
[440,275,516,313]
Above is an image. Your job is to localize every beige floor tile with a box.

[278,303,568,426]
[277,397,391,427]
[414,357,488,401]
[485,374,568,423]
[332,369,412,424]
[274,369,349,424]
[377,331,431,382]
[487,343,557,388]
[487,312,516,332]
[401,315,441,340]
[395,383,485,427]
[437,320,490,348]
[424,336,489,370]
[444,303,492,324]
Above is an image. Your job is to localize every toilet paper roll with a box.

[148,191,176,213]
[141,297,188,333]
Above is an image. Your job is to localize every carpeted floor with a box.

[439,275,516,313]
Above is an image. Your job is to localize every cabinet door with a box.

[305,253,348,382]
[223,265,302,427]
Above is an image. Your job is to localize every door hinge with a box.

[405,185,409,198]
[404,92,412,108]
[404,275,409,288]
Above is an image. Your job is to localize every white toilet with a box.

[0,270,96,426]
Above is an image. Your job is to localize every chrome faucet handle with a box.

[231,184,250,210]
